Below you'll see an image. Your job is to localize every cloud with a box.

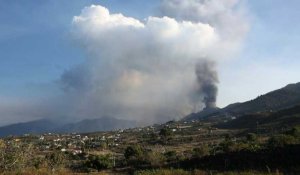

[0,1,249,126]
[58,2,248,124]
[160,0,249,58]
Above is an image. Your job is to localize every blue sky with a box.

[0,0,300,108]
[218,0,300,106]
[0,0,157,98]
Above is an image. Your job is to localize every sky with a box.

[0,0,300,125]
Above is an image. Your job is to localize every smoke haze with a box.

[0,0,249,126]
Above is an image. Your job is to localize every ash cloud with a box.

[195,61,218,109]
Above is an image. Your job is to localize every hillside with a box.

[0,117,137,137]
[223,82,300,114]
[216,105,300,131]
[184,107,220,121]
[184,82,300,121]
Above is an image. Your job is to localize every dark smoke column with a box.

[195,60,219,109]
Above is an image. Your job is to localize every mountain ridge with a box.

[0,117,137,137]
[1,82,300,137]
[184,82,300,121]
[216,104,300,131]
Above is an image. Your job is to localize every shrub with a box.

[286,126,300,138]
[124,145,147,167]
[146,150,166,167]
[218,136,235,153]
[124,145,144,160]
[0,141,36,172]
[192,145,210,158]
[246,133,257,142]
[267,134,298,148]
[84,154,113,171]
[164,151,177,163]
[45,151,66,172]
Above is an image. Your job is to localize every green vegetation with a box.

[84,154,113,171]
[134,169,283,175]
[0,119,299,174]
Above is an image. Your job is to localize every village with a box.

[1,114,299,175]
[2,119,233,161]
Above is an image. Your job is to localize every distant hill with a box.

[0,117,137,137]
[58,117,137,133]
[184,107,220,121]
[223,82,300,114]
[216,105,300,131]
[0,119,62,137]
[184,82,300,121]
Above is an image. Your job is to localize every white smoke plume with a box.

[0,0,249,126]
[160,0,248,53]
[58,1,248,124]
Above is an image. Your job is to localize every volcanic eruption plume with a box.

[195,61,218,109]
[56,0,249,125]
[0,0,249,126]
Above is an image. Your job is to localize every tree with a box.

[124,145,144,160]
[124,145,146,167]
[159,128,172,138]
[159,128,173,144]
[84,154,112,171]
